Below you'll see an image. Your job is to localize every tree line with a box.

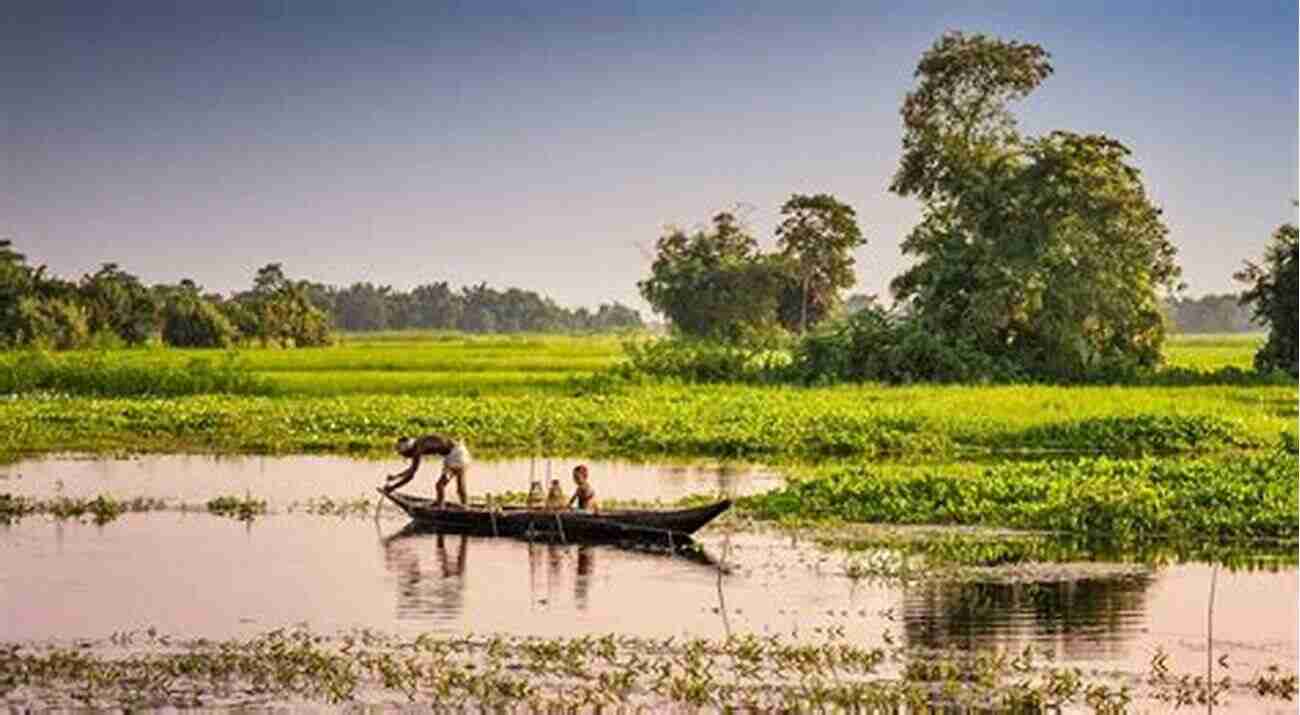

[1164,294,1261,334]
[637,31,1297,379]
[0,246,642,349]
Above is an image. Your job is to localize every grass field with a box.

[1,332,1294,541]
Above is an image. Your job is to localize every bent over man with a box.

[383,434,472,508]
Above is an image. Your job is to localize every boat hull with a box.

[379,489,730,543]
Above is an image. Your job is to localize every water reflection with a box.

[379,524,719,621]
[903,574,1155,660]
[381,529,469,621]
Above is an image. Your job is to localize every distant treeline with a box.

[0,242,642,349]
[840,292,1262,336]
[302,280,642,334]
[1163,293,1261,334]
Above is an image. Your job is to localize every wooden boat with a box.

[379,488,730,544]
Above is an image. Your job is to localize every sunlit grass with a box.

[1164,332,1264,371]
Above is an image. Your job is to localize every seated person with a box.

[567,464,599,513]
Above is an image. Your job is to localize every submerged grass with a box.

[2,627,1293,710]
[205,494,268,521]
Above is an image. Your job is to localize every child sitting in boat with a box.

[545,479,566,511]
[567,464,598,513]
[382,433,471,508]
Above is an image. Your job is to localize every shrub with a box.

[13,296,91,350]
[162,298,240,348]
[621,335,789,383]
[788,306,1020,384]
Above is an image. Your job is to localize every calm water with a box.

[1,456,1296,710]
[0,454,784,504]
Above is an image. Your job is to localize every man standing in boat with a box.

[382,434,471,508]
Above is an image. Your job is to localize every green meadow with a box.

[1,332,1294,542]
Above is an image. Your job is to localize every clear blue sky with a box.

[3,1,1296,312]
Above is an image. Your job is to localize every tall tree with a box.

[1236,217,1298,374]
[889,32,1180,379]
[774,193,866,333]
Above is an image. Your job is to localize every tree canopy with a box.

[889,32,1181,379]
[639,200,866,341]
[775,194,867,333]
[1236,218,1298,374]
[638,212,787,341]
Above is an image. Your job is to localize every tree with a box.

[1165,293,1258,334]
[774,193,866,333]
[160,281,239,348]
[0,240,37,346]
[637,213,785,341]
[888,32,1180,379]
[14,296,91,349]
[410,282,462,330]
[334,282,392,331]
[233,264,333,346]
[78,263,158,345]
[1236,218,1298,374]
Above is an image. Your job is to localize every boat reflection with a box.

[380,523,722,621]
[382,528,469,621]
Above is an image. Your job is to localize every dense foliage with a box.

[638,212,787,341]
[787,305,1019,384]
[740,449,1299,541]
[1236,220,1298,375]
[639,198,866,340]
[774,194,868,333]
[889,33,1181,380]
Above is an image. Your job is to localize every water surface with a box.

[1,456,1295,712]
[0,454,782,504]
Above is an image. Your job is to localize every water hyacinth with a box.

[1,627,1293,710]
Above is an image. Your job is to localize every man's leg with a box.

[453,466,468,505]
[435,470,450,508]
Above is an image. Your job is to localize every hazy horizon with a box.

[4,1,1296,314]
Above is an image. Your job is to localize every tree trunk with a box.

[800,275,809,335]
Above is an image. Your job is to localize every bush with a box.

[13,297,91,350]
[620,335,790,383]
[162,298,240,348]
[788,307,1020,384]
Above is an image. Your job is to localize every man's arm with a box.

[383,455,421,490]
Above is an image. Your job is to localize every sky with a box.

[3,1,1296,314]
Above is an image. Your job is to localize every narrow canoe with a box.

[379,489,730,543]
